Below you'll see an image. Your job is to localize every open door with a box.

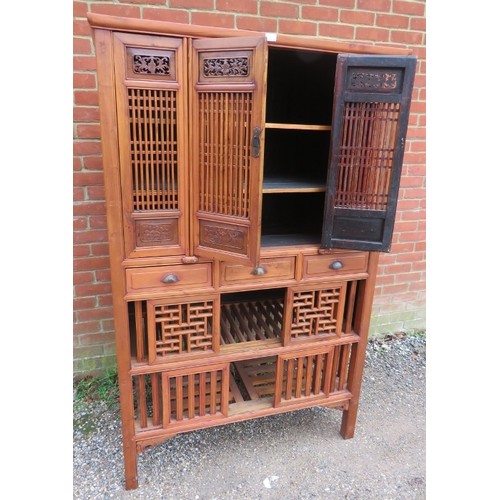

[192,36,267,265]
[321,54,417,252]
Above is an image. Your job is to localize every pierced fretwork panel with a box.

[335,101,401,211]
[149,300,215,360]
[276,350,331,406]
[198,92,253,218]
[290,286,345,339]
[162,365,229,425]
[128,88,179,211]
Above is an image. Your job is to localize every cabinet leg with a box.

[340,401,358,439]
[123,439,139,490]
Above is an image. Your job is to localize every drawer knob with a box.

[251,266,266,276]
[161,273,179,284]
[329,260,344,270]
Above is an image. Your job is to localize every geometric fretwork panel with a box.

[153,301,214,358]
[290,287,344,339]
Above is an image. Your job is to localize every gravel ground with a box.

[73,334,425,499]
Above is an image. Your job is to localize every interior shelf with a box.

[265,123,331,131]
[263,176,326,193]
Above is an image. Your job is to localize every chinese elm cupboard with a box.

[87,13,416,490]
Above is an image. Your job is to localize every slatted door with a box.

[113,32,188,258]
[321,55,416,252]
[191,36,267,265]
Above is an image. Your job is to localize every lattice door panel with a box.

[284,284,347,343]
[147,295,220,363]
[162,364,229,426]
[275,348,332,407]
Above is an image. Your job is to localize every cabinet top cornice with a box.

[86,13,412,56]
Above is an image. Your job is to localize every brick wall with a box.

[73,0,426,376]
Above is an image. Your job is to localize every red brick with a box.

[74,283,113,298]
[74,19,92,37]
[389,242,415,254]
[398,231,425,243]
[340,10,374,25]
[73,106,100,122]
[170,0,214,8]
[260,2,299,18]
[76,124,101,139]
[393,1,425,16]
[355,26,389,42]
[381,284,409,295]
[191,12,235,28]
[410,17,426,31]
[394,272,422,284]
[74,171,104,187]
[400,209,425,222]
[74,56,97,72]
[406,164,426,176]
[410,140,425,152]
[89,215,108,230]
[87,186,106,200]
[82,156,103,170]
[74,1,89,18]
[279,19,317,36]
[409,281,425,292]
[319,0,354,6]
[285,0,316,4]
[74,245,91,258]
[236,16,277,32]
[74,157,83,171]
[400,175,424,188]
[358,0,391,11]
[97,294,114,307]
[91,243,110,257]
[319,23,354,39]
[74,297,97,310]
[73,270,94,285]
[384,263,412,275]
[78,331,116,346]
[376,13,409,29]
[90,4,141,18]
[143,8,189,24]
[74,187,85,202]
[73,321,101,335]
[74,37,92,55]
[74,73,96,89]
[73,201,107,216]
[74,216,87,231]
[404,153,426,165]
[412,260,426,273]
[391,30,423,45]
[302,6,339,22]
[78,307,114,322]
[74,90,99,106]
[217,0,257,14]
[396,251,425,263]
[394,221,418,233]
[73,140,101,155]
[74,255,112,272]
[119,0,166,4]
[74,229,110,245]
[96,269,112,282]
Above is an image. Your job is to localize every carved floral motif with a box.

[203,57,249,77]
[350,71,398,90]
[133,55,170,75]
[137,221,176,245]
[202,225,245,250]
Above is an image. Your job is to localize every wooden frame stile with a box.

[339,251,380,437]
[93,28,139,490]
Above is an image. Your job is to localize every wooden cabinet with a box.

[88,13,416,490]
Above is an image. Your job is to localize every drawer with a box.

[220,256,295,286]
[125,263,212,297]
[303,252,369,280]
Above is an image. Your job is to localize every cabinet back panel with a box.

[266,48,336,125]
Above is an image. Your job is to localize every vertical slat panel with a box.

[151,372,161,426]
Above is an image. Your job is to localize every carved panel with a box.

[135,219,178,247]
[347,68,403,93]
[133,54,170,75]
[199,220,248,254]
[203,57,249,77]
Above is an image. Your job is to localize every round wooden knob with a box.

[161,273,179,284]
[329,260,344,270]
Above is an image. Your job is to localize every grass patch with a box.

[74,367,119,404]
